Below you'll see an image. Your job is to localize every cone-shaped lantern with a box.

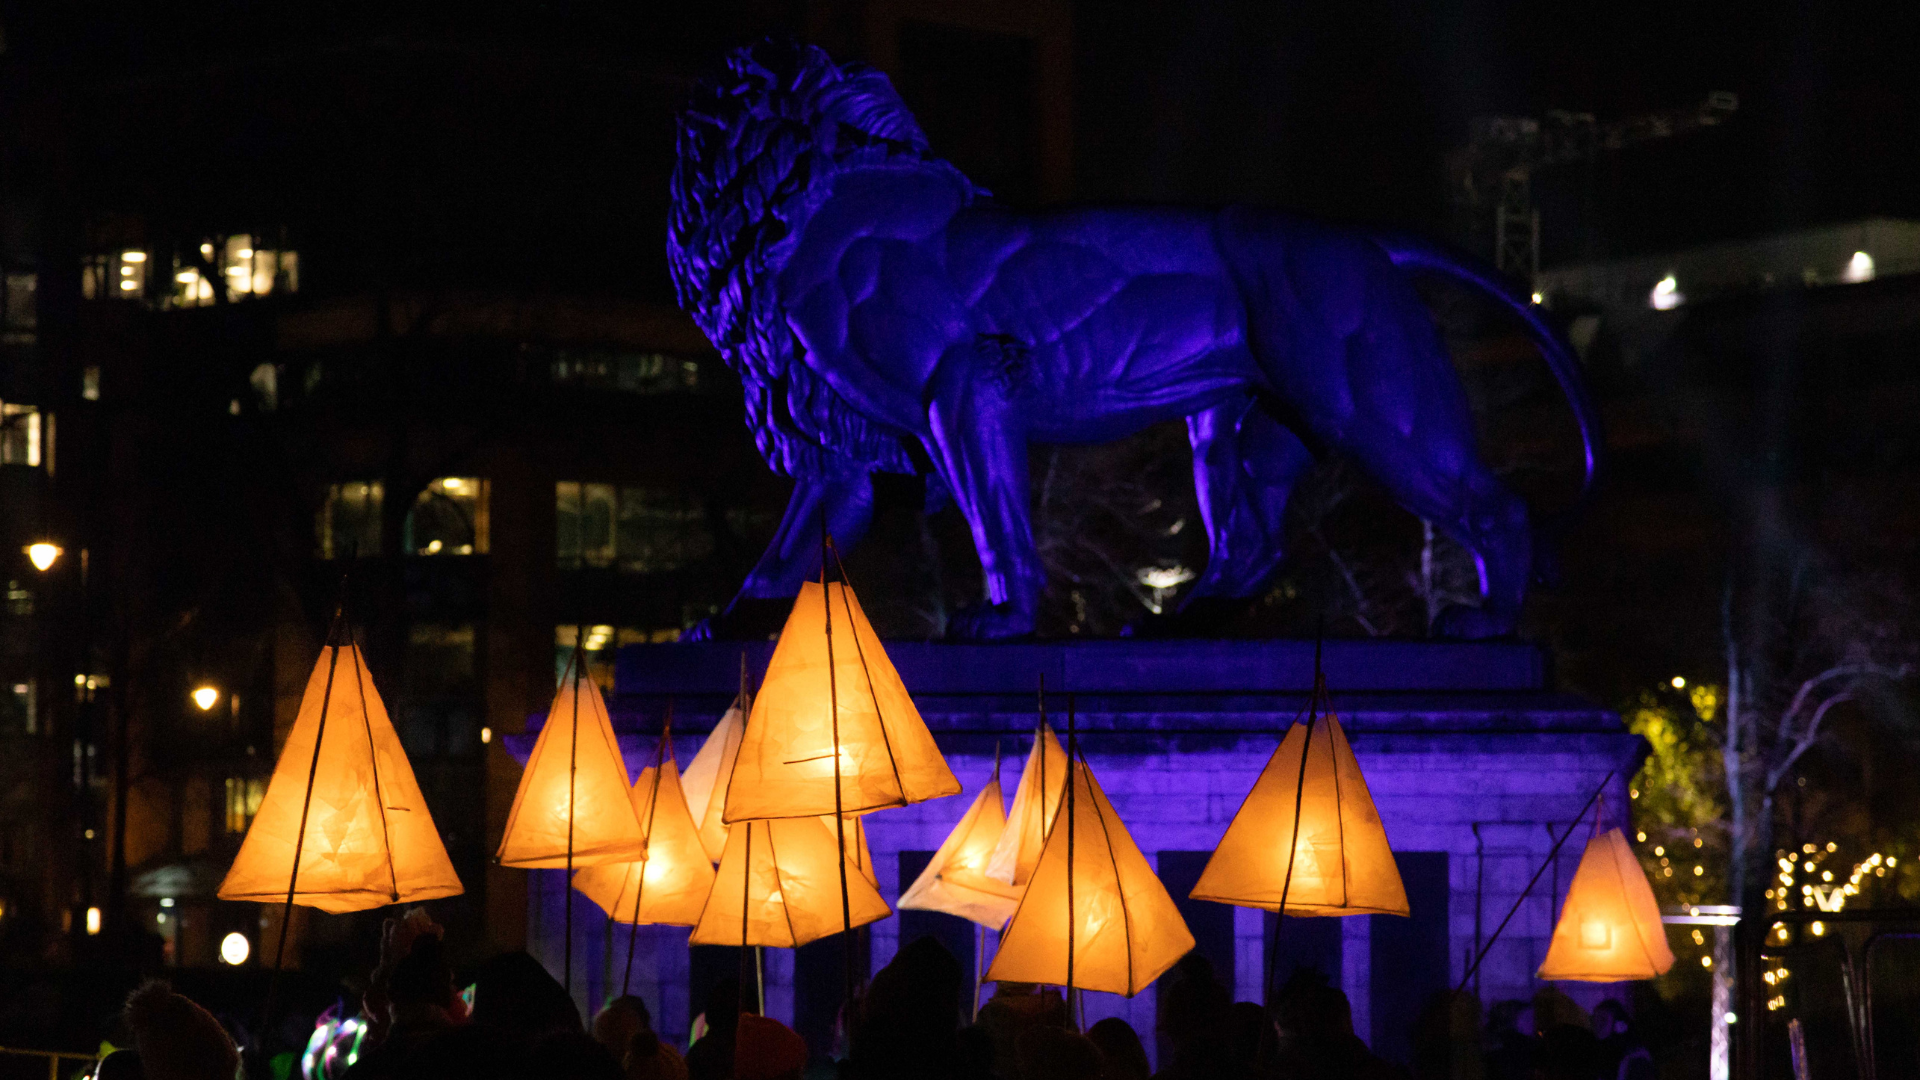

[1190,709,1408,917]
[497,655,647,868]
[572,738,717,928]
[1537,828,1675,981]
[690,817,890,948]
[722,581,959,821]
[986,757,1195,997]
[823,813,879,889]
[900,765,1021,929]
[219,639,463,913]
[682,701,745,862]
[985,721,1067,888]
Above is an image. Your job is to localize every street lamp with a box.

[219,931,250,965]
[24,543,60,572]
[192,686,221,711]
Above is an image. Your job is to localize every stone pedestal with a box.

[508,639,1646,1068]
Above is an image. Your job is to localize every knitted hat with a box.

[124,982,240,1080]
[733,1014,807,1080]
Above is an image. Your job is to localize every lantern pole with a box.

[564,624,585,997]
[265,597,348,1026]
[1065,693,1076,1029]
[1265,629,1324,1007]
[623,702,672,997]
[820,514,860,1030]
[974,740,1000,1021]
[739,821,758,1013]
[1455,770,1615,994]
[347,643,400,904]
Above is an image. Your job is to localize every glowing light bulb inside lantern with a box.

[192,686,221,711]
[220,932,251,965]
[25,543,60,572]
[1579,918,1613,950]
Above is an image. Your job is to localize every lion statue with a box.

[669,40,1598,639]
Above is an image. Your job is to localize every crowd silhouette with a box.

[82,909,1657,1080]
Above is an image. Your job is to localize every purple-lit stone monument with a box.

[510,638,1645,1069]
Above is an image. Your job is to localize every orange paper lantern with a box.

[722,582,959,821]
[218,641,463,913]
[572,741,717,928]
[1190,711,1408,917]
[1537,827,1675,981]
[496,659,647,868]
[985,721,1067,888]
[690,817,890,948]
[681,701,746,863]
[985,758,1194,997]
[900,766,1021,929]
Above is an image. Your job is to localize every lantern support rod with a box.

[739,821,754,1010]
[1265,622,1324,1007]
[623,703,672,997]
[565,624,585,998]
[266,596,347,1026]
[347,643,400,904]
[1266,628,1323,1007]
[822,514,858,1023]
[1065,693,1076,1028]
[1455,770,1615,994]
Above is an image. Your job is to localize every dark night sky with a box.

[5,1,1918,264]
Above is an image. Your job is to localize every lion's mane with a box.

[668,39,981,477]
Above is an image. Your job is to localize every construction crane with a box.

[1450,91,1739,284]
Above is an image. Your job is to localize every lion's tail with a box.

[1372,233,1602,518]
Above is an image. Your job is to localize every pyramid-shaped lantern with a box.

[1190,709,1408,917]
[722,581,959,822]
[219,640,463,913]
[986,757,1194,997]
[572,733,717,928]
[681,700,745,862]
[497,657,648,868]
[985,721,1067,888]
[900,763,1021,929]
[690,817,890,948]
[1538,827,1675,981]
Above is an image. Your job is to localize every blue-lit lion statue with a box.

[669,40,1598,639]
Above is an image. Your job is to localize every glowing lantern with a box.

[985,721,1067,887]
[1190,711,1408,917]
[1538,827,1675,981]
[572,738,717,928]
[218,641,463,913]
[900,764,1021,929]
[690,817,890,948]
[496,659,647,868]
[721,581,958,821]
[986,757,1194,997]
[681,701,745,862]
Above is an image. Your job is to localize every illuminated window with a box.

[168,237,299,309]
[556,483,713,572]
[406,478,489,556]
[224,777,265,833]
[554,626,668,687]
[318,482,383,559]
[549,350,704,394]
[0,403,41,467]
[3,679,33,734]
[81,251,147,301]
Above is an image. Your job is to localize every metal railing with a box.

[0,1046,99,1080]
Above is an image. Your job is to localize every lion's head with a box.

[668,39,981,476]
